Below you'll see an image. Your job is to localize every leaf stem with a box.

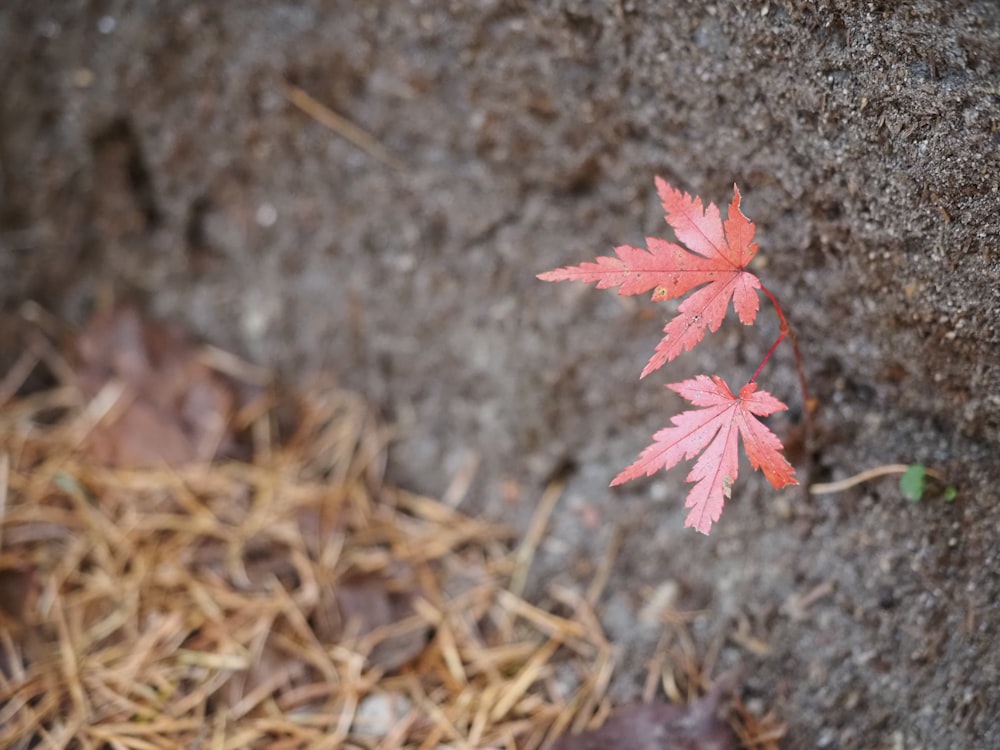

[749,330,786,385]
[751,285,811,412]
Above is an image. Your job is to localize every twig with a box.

[285,83,403,170]
[810,464,944,495]
[510,480,564,600]
[0,453,7,552]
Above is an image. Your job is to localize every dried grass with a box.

[0,337,781,749]
[0,374,619,750]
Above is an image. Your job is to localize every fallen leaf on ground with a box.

[75,305,237,467]
[550,688,737,750]
[315,567,429,671]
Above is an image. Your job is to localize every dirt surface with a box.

[2,2,999,747]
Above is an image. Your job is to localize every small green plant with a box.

[900,464,957,503]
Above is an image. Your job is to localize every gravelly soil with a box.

[2,2,998,747]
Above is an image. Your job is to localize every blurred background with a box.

[2,2,998,746]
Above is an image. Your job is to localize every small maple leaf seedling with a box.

[539,178,805,534]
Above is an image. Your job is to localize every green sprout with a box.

[899,464,957,503]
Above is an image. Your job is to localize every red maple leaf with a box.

[538,179,762,378]
[611,375,797,535]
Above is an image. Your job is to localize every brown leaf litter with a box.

[0,306,782,748]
